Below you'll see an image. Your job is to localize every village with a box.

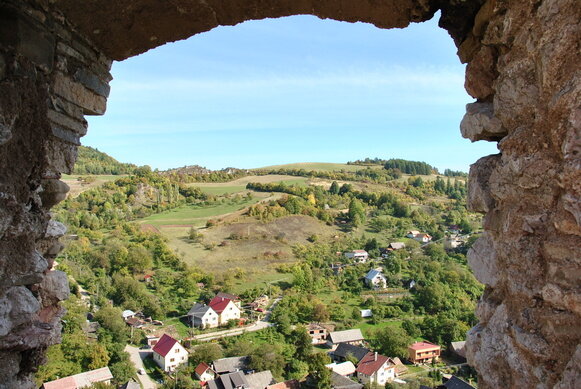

[41,228,475,389]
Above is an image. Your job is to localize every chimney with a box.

[374,352,378,361]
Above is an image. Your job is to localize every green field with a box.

[140,197,266,227]
[255,162,384,172]
[190,175,308,196]
[230,272,294,295]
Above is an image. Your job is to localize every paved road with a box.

[125,345,157,389]
[192,297,282,342]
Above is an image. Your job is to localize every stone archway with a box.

[0,1,579,388]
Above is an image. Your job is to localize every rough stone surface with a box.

[0,0,579,388]
[0,1,111,387]
[460,102,506,141]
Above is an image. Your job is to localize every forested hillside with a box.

[73,146,138,175]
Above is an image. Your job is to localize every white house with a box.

[356,352,395,386]
[444,237,463,250]
[188,303,219,328]
[414,233,432,243]
[364,269,387,289]
[344,250,369,263]
[152,334,188,372]
[195,362,216,382]
[209,296,241,325]
[406,231,420,239]
[121,310,135,320]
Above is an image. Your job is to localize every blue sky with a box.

[84,13,497,172]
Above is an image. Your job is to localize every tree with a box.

[190,343,223,366]
[249,343,286,380]
[312,303,330,323]
[402,319,422,338]
[94,306,128,344]
[371,326,411,359]
[291,326,313,361]
[415,283,448,314]
[306,353,331,389]
[348,198,366,227]
[329,181,340,195]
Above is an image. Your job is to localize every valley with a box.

[39,146,480,389]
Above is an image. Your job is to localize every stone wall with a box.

[461,1,581,388]
[0,1,111,387]
[0,0,579,388]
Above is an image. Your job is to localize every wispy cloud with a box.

[112,65,464,93]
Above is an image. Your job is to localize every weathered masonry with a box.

[0,0,579,388]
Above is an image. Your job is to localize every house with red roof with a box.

[152,334,188,372]
[195,362,215,382]
[355,352,395,386]
[209,296,241,326]
[408,341,441,364]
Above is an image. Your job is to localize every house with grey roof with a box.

[439,376,476,389]
[212,356,251,375]
[331,372,363,389]
[245,370,276,389]
[364,269,387,289]
[331,343,370,364]
[327,329,365,348]
[187,303,219,328]
[207,371,249,389]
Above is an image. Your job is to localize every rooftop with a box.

[212,356,250,374]
[207,371,249,389]
[209,296,234,314]
[328,329,364,344]
[245,370,276,389]
[356,352,392,376]
[409,341,440,351]
[42,367,113,389]
[333,343,370,362]
[152,334,179,357]
[326,361,356,376]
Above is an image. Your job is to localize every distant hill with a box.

[255,162,382,172]
[73,146,138,175]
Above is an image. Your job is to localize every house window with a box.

[170,358,175,362]
[175,349,180,353]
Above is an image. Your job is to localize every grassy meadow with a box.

[61,174,126,197]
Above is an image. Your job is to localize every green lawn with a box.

[230,272,293,295]
[355,319,403,337]
[162,317,191,338]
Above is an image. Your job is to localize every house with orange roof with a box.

[408,341,441,364]
[194,362,215,382]
[152,334,188,372]
[355,352,395,386]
